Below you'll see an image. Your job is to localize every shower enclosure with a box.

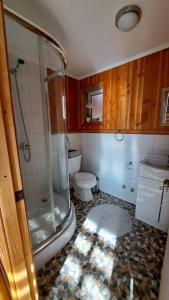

[4,8,75,268]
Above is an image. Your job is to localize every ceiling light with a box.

[115,5,141,32]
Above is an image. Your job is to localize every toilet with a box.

[68,154,96,202]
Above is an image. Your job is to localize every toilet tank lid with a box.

[75,172,96,183]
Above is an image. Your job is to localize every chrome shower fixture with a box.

[10,57,31,162]
[10,58,25,74]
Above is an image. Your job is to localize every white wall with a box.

[68,133,169,204]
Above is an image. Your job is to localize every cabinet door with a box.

[136,177,162,224]
[159,188,169,230]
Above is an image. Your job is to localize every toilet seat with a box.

[75,172,96,185]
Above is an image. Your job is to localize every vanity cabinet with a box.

[136,177,162,227]
[159,186,169,230]
[136,176,169,232]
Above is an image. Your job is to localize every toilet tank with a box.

[68,155,81,175]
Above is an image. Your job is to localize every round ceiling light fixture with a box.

[115,5,141,32]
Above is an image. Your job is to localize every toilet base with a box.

[74,187,93,202]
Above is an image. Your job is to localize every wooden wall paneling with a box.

[125,58,144,130]
[135,57,145,129]
[155,49,169,131]
[140,55,152,129]
[115,64,126,130]
[124,62,131,129]
[128,60,139,129]
[105,70,114,130]
[76,48,169,133]
[109,68,116,130]
[79,82,87,129]
[47,68,65,134]
[149,52,162,129]
[0,2,38,299]
[141,52,160,130]
[65,76,79,132]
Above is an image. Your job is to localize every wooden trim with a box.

[0,262,11,300]
[0,2,38,299]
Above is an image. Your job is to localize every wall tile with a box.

[153,135,169,155]
[76,133,169,204]
[67,133,81,149]
[9,55,49,209]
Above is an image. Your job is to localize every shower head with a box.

[10,58,25,74]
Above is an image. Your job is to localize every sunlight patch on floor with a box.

[74,232,92,256]
[81,274,110,300]
[60,254,82,288]
[90,245,115,280]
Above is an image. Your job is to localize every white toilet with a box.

[68,154,96,202]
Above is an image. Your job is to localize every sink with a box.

[139,156,169,181]
[140,157,169,171]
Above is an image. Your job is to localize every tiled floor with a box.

[37,192,167,300]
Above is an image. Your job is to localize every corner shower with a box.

[4,7,76,269]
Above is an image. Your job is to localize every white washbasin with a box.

[139,156,169,181]
[140,158,169,171]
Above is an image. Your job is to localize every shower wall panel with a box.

[9,54,48,210]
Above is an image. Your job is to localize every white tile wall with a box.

[68,133,169,205]
[67,133,81,150]
[10,54,49,209]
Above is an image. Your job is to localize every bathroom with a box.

[0,0,169,299]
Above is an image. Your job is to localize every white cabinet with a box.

[136,177,163,229]
[136,157,169,232]
[159,187,169,230]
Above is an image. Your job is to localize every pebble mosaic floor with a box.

[37,192,167,300]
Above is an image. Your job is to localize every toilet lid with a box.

[75,172,96,184]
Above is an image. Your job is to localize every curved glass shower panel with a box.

[4,15,56,248]
[39,39,70,228]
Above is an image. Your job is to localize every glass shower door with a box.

[39,38,70,231]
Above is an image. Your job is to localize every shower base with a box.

[33,201,76,270]
[28,192,70,248]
